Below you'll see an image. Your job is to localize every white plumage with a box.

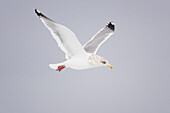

[35,9,115,72]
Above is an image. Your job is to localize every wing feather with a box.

[35,9,87,59]
[83,22,115,54]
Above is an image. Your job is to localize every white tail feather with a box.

[49,62,65,70]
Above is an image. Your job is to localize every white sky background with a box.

[0,0,170,113]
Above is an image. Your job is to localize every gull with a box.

[34,9,115,72]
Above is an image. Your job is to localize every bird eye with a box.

[101,61,106,64]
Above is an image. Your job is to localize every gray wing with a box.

[34,9,87,59]
[83,22,115,54]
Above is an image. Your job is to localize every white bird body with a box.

[49,53,108,70]
[34,9,115,72]
[65,57,90,70]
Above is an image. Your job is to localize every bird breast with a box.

[87,54,104,67]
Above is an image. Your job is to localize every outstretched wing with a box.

[34,9,87,59]
[83,22,115,54]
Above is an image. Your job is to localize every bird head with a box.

[100,59,113,69]
[88,54,113,69]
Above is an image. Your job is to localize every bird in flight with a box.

[34,9,115,72]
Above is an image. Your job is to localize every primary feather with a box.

[83,22,115,54]
[34,9,87,59]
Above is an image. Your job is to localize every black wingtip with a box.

[34,9,52,21]
[34,9,42,17]
[34,9,47,18]
[34,9,41,16]
[106,22,115,31]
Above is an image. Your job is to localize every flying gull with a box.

[34,9,115,72]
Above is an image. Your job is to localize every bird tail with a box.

[49,62,65,70]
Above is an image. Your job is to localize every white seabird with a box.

[34,9,115,72]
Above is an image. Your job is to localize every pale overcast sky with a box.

[0,0,170,113]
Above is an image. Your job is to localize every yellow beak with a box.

[107,65,113,69]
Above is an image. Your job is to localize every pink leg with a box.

[56,65,66,72]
